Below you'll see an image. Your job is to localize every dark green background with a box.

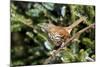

[11,1,95,66]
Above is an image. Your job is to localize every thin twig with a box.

[86,56,94,62]
[43,23,95,64]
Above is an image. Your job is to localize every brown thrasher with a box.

[39,17,86,49]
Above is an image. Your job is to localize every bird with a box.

[39,17,86,49]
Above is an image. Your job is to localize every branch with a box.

[43,23,95,64]
[86,57,95,62]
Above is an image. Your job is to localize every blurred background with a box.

[11,1,95,66]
